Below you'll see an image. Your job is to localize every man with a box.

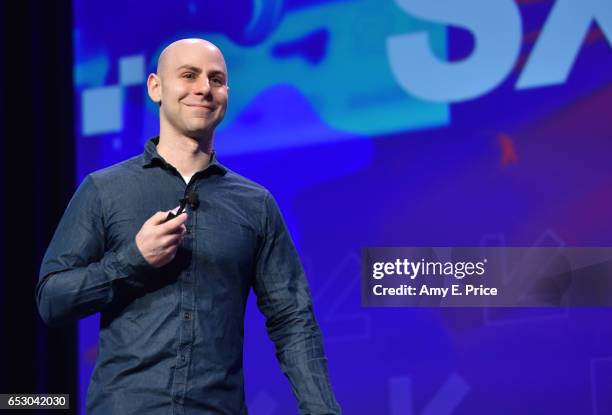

[37,38,341,415]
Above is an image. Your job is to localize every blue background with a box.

[74,0,612,414]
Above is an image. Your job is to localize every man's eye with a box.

[210,77,224,85]
[182,73,195,79]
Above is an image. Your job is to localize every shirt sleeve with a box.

[36,175,153,327]
[252,192,342,415]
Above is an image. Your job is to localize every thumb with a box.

[147,210,171,226]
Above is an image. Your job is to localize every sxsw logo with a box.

[388,0,612,102]
[78,0,611,155]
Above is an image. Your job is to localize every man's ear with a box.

[147,73,162,104]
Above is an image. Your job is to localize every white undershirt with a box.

[182,175,192,184]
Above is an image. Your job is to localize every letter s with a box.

[387,0,522,102]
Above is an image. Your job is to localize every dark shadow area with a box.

[0,1,77,413]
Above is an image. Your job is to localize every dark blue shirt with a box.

[37,137,341,415]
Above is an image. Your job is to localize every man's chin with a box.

[182,125,215,139]
[189,120,223,134]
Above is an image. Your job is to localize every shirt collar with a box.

[142,136,227,176]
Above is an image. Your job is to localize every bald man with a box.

[37,39,341,415]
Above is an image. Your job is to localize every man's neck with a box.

[156,131,213,177]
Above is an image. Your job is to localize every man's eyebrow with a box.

[207,70,227,79]
[175,65,226,79]
[175,64,202,73]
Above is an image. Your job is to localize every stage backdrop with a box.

[74,1,612,414]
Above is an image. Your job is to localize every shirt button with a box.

[181,355,186,362]
[183,312,192,320]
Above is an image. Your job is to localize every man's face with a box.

[148,41,229,139]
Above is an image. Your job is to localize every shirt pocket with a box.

[194,214,260,272]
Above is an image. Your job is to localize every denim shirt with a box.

[36,137,341,415]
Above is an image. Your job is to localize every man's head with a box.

[147,38,229,140]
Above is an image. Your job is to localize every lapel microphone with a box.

[164,191,199,222]
[185,192,199,209]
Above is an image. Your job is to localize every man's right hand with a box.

[135,209,188,268]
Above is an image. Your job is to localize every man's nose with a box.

[194,78,212,95]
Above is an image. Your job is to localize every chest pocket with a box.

[194,213,260,270]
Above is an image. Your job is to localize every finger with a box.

[160,212,188,233]
[150,206,183,228]
[146,211,170,226]
[160,205,183,226]
[167,222,188,235]
[161,233,182,248]
[164,245,179,259]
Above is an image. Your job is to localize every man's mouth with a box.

[184,103,214,110]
